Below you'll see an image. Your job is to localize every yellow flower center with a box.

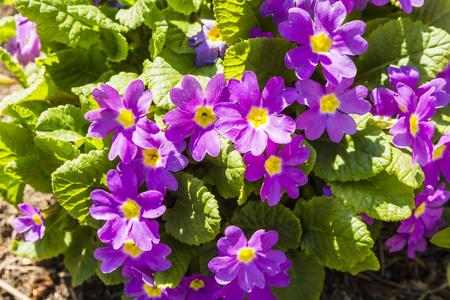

[414,203,426,218]
[117,110,135,128]
[33,214,42,225]
[194,106,217,128]
[433,145,446,160]
[410,114,419,136]
[320,94,340,114]
[310,33,333,53]
[265,156,282,175]
[123,241,142,257]
[208,25,223,42]
[238,248,256,263]
[143,148,160,167]
[144,284,162,297]
[189,279,205,291]
[247,107,268,128]
[121,199,141,219]
[398,104,407,113]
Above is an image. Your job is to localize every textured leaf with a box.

[163,173,221,245]
[355,18,450,90]
[301,139,316,176]
[51,149,116,227]
[163,8,200,54]
[430,227,450,248]
[0,46,27,87]
[0,168,25,206]
[98,29,129,62]
[232,201,302,251]
[311,114,391,182]
[115,0,157,29]
[34,136,81,173]
[2,103,38,132]
[410,0,450,33]
[0,16,15,42]
[96,262,128,285]
[146,8,168,60]
[166,0,201,15]
[385,146,424,189]
[237,180,254,206]
[224,38,297,88]
[0,121,35,166]
[271,251,325,300]
[67,5,128,32]
[140,49,222,110]
[338,251,380,275]
[295,196,374,271]
[433,104,450,135]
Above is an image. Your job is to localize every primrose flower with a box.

[397,0,424,13]
[371,66,449,117]
[353,0,389,10]
[89,166,165,251]
[436,62,450,93]
[163,74,230,161]
[296,77,371,142]
[208,226,290,296]
[214,71,297,155]
[120,130,188,196]
[178,274,221,300]
[84,80,159,164]
[388,83,436,166]
[422,134,450,187]
[6,14,41,66]
[244,135,309,206]
[386,184,449,258]
[250,28,275,39]
[188,19,227,67]
[13,203,45,242]
[260,0,297,24]
[279,0,368,85]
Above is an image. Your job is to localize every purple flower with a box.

[13,203,45,242]
[353,0,389,10]
[163,74,230,161]
[279,0,368,85]
[119,130,188,196]
[6,14,41,66]
[295,77,371,142]
[436,61,450,94]
[298,0,355,15]
[214,71,297,155]
[244,135,309,206]
[178,274,221,300]
[371,66,449,117]
[89,166,165,251]
[398,0,424,13]
[84,80,159,164]
[94,240,171,277]
[249,28,275,39]
[188,19,228,67]
[208,226,289,294]
[125,268,184,300]
[422,133,450,187]
[388,83,436,166]
[386,184,449,258]
[260,0,297,24]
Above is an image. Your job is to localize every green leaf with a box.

[163,172,221,245]
[115,0,157,29]
[203,139,246,199]
[146,8,168,60]
[98,29,129,62]
[12,208,72,259]
[96,262,128,285]
[237,180,254,206]
[295,196,374,271]
[34,136,81,173]
[52,149,116,227]
[0,16,15,42]
[35,104,90,142]
[310,114,391,182]
[154,234,199,288]
[166,0,201,15]
[163,8,200,54]
[0,121,35,166]
[433,104,450,135]
[232,201,302,251]
[67,5,128,32]
[0,46,28,87]
[41,48,108,94]
[14,0,99,49]
[355,18,450,90]
[410,0,450,33]
[140,49,223,110]
[2,103,38,132]
[0,168,25,206]
[330,172,414,221]
[430,227,450,248]
[271,251,325,300]
[224,38,298,88]
[64,226,97,287]
[301,139,316,176]
[338,251,380,275]
[385,146,424,189]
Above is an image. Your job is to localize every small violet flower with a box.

[208,226,290,298]
[279,0,368,85]
[386,184,449,258]
[84,80,159,164]
[163,74,230,161]
[353,0,389,10]
[89,166,165,251]
[13,203,45,242]
[6,14,41,66]
[178,274,221,300]
[244,135,309,206]
[296,77,371,142]
[422,133,450,187]
[188,19,227,67]
[249,27,275,39]
[398,0,424,14]
[214,71,297,155]
[436,61,450,94]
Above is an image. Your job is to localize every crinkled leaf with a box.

[0,16,15,42]
[433,104,450,135]
[410,0,450,34]
[140,49,223,110]
[237,180,254,206]
[166,0,201,15]
[146,8,168,60]
[430,227,450,248]
[385,146,424,189]
[300,139,316,176]
[115,0,157,29]
[0,46,27,87]
[271,251,325,300]
[355,18,450,90]
[98,29,129,62]
[310,114,391,182]
[295,196,374,271]
[338,251,380,275]
[232,200,302,251]
[2,103,38,131]
[0,121,35,166]
[34,136,81,172]
[51,149,116,227]
[163,8,200,54]
[224,38,298,88]
[0,168,25,206]
[67,5,128,32]
[163,172,221,245]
